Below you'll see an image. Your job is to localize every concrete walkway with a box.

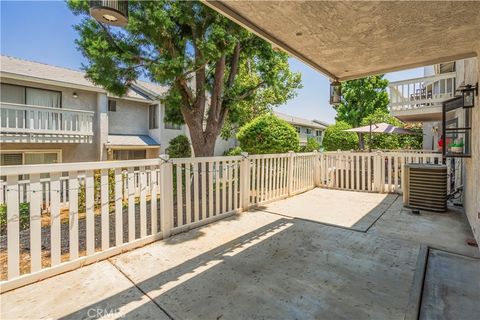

[1,189,478,319]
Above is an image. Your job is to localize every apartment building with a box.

[274,111,328,146]
[0,55,194,164]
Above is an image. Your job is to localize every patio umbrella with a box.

[344,122,415,151]
[344,122,415,135]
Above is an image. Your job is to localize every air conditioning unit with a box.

[403,164,447,212]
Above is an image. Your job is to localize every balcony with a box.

[0,102,94,143]
[389,72,456,122]
[0,151,477,319]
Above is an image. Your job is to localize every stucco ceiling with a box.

[203,1,480,80]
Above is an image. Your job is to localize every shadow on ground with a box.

[61,216,421,320]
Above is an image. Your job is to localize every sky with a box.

[1,0,424,124]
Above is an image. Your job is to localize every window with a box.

[165,122,182,130]
[0,151,60,166]
[149,105,158,129]
[1,84,61,108]
[1,84,25,104]
[1,153,22,166]
[315,130,322,137]
[113,149,147,160]
[295,127,301,133]
[108,99,117,112]
[305,128,312,135]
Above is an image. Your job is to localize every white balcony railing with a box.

[0,102,94,138]
[389,72,456,111]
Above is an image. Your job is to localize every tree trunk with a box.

[358,132,365,150]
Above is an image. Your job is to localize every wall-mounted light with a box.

[461,83,477,108]
[89,0,128,27]
[72,92,78,99]
[330,80,341,105]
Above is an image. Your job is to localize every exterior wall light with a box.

[330,80,341,105]
[72,92,78,99]
[89,0,128,27]
[461,83,477,108]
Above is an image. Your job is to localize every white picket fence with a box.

[319,151,442,193]
[0,150,442,291]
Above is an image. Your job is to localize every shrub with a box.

[322,121,359,151]
[224,146,243,156]
[167,135,192,158]
[237,114,299,154]
[0,202,30,231]
[299,137,320,152]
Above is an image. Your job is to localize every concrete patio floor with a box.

[1,188,479,319]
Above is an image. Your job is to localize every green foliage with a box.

[224,146,243,156]
[78,170,117,213]
[68,0,301,156]
[360,109,423,150]
[299,137,321,152]
[322,121,359,151]
[237,114,299,154]
[336,75,390,127]
[0,203,30,231]
[335,75,389,148]
[167,135,192,158]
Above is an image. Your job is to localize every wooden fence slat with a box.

[215,161,220,215]
[139,166,147,238]
[29,174,42,273]
[69,171,79,260]
[7,175,19,279]
[85,170,95,255]
[114,168,123,246]
[50,173,61,266]
[150,167,158,233]
[201,162,207,218]
[233,161,238,209]
[208,162,214,217]
[127,168,135,242]
[186,164,192,223]
[176,164,183,226]
[193,163,200,221]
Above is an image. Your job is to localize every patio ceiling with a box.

[203,1,480,80]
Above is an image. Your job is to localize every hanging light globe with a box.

[89,0,128,27]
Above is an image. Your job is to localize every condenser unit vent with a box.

[403,164,447,212]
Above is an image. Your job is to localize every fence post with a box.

[239,152,250,211]
[374,151,384,192]
[313,150,321,187]
[159,154,173,238]
[287,151,295,196]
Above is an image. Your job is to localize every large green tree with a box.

[335,75,389,149]
[68,0,301,156]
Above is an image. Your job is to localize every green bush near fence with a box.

[167,135,192,158]
[322,121,359,151]
[0,202,30,231]
[299,137,321,152]
[237,114,299,154]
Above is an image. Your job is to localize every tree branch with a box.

[227,43,241,88]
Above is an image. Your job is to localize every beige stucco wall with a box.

[0,78,100,162]
[108,98,150,135]
[458,57,480,246]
